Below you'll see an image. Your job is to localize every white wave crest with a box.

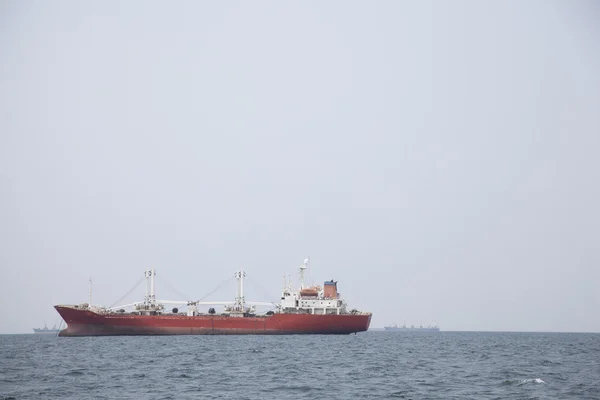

[518,378,545,385]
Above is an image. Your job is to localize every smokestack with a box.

[323,280,337,299]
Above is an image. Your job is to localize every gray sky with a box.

[1,1,599,334]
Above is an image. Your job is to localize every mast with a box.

[144,269,156,305]
[150,269,156,305]
[144,270,150,304]
[235,268,246,310]
[299,257,309,289]
[88,278,92,306]
[239,267,244,305]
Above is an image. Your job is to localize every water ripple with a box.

[1,332,599,399]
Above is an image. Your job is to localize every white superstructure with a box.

[278,258,348,315]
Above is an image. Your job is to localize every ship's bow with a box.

[54,305,104,337]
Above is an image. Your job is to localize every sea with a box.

[1,331,599,399]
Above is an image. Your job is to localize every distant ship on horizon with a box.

[33,324,60,334]
[384,322,440,332]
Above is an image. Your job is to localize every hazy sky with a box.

[1,1,599,334]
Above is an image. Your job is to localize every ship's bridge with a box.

[279,280,347,315]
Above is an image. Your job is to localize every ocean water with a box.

[1,331,599,399]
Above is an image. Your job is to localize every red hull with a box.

[54,306,372,336]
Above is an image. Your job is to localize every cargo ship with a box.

[384,322,440,332]
[33,324,60,334]
[54,258,371,336]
